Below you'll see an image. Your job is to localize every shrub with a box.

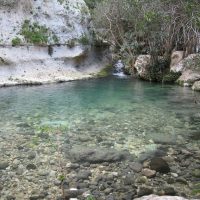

[67,39,76,48]
[12,37,21,46]
[79,35,90,45]
[84,0,102,9]
[58,0,64,4]
[21,20,49,45]
[92,0,200,74]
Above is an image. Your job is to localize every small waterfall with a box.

[113,60,126,77]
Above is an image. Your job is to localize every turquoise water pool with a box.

[0,77,199,156]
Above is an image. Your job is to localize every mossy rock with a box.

[176,79,185,86]
[192,183,200,196]
[162,72,182,83]
[192,169,200,178]
[96,64,112,78]
[124,65,132,75]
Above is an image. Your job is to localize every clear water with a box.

[0,77,200,157]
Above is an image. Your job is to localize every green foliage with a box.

[79,35,90,45]
[162,72,182,83]
[21,20,49,45]
[35,124,68,135]
[52,34,59,43]
[86,195,96,200]
[84,0,102,9]
[67,39,76,48]
[58,0,65,4]
[92,0,200,80]
[12,37,21,46]
[58,174,65,182]
[96,64,112,77]
[192,183,200,196]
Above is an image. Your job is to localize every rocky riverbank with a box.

[131,52,200,92]
[1,127,200,200]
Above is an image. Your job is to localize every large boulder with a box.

[177,70,200,86]
[134,55,151,80]
[192,81,200,91]
[170,54,197,73]
[171,54,200,86]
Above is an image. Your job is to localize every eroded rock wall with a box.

[0,0,108,86]
[0,0,90,44]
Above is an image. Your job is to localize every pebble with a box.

[171,173,178,178]
[137,186,153,197]
[142,168,156,178]
[77,170,91,180]
[0,161,9,170]
[26,164,37,170]
[27,151,36,160]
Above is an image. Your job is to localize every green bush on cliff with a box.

[21,20,49,45]
[12,37,21,46]
[162,72,182,83]
[85,0,102,9]
[79,34,90,45]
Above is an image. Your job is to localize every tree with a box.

[92,0,200,69]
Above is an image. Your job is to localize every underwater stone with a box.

[149,157,170,173]
[68,147,134,163]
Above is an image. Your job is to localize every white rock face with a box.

[0,0,90,44]
[0,0,108,86]
[0,45,108,86]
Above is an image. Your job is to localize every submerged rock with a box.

[137,186,153,197]
[0,161,9,170]
[68,147,134,163]
[26,163,37,170]
[192,169,200,178]
[129,162,143,172]
[77,170,91,180]
[142,168,156,178]
[149,157,170,173]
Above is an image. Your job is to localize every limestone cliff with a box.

[0,0,107,86]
